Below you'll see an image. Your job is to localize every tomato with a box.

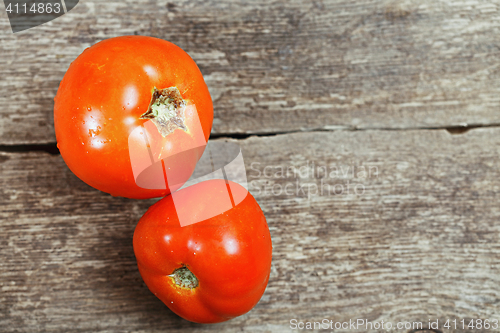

[54,36,213,199]
[133,179,273,323]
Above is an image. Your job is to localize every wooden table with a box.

[2,1,500,332]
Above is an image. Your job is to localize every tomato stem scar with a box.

[140,86,188,137]
[170,266,199,289]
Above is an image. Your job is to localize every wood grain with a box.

[1,128,500,332]
[2,0,500,144]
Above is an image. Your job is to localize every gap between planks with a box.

[2,123,500,155]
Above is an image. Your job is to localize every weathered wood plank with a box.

[2,0,500,144]
[1,128,500,332]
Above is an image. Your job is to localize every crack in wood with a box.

[211,123,500,140]
[2,123,500,154]
[0,144,60,155]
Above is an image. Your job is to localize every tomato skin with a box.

[54,36,213,199]
[133,180,273,323]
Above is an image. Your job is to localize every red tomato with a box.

[54,36,213,199]
[133,179,273,323]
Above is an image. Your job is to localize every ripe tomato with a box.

[133,179,273,323]
[54,36,213,199]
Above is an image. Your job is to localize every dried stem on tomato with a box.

[169,266,199,289]
[140,86,187,137]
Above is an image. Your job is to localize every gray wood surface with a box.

[2,0,500,332]
[2,0,500,144]
[2,129,500,332]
